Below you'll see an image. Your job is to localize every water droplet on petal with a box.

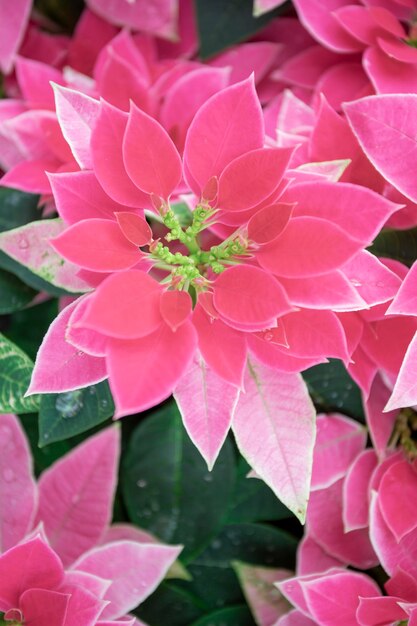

[18,236,29,250]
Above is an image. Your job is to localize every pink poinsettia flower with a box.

[24,78,401,522]
[0,413,181,625]
[27,77,400,411]
[292,0,417,93]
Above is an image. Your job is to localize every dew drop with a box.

[100,399,109,409]
[55,391,84,418]
[0,425,12,441]
[18,236,29,250]
[136,479,147,488]
[203,473,213,482]
[376,281,385,288]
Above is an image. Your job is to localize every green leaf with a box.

[190,606,256,626]
[0,268,36,313]
[136,583,206,626]
[4,299,58,360]
[226,458,292,524]
[0,250,72,297]
[195,0,291,59]
[0,332,39,413]
[0,188,40,233]
[369,227,417,267]
[121,400,235,561]
[303,359,365,421]
[38,381,115,446]
[182,523,297,610]
[0,219,90,293]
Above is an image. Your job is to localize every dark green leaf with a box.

[226,458,292,524]
[34,0,84,30]
[0,188,39,233]
[369,227,417,267]
[195,0,291,59]
[4,299,58,360]
[0,250,72,297]
[190,606,256,626]
[0,332,39,413]
[38,381,115,446]
[303,359,364,421]
[0,269,36,313]
[122,401,235,561]
[182,523,297,609]
[136,583,206,626]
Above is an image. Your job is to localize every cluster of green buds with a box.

[147,201,251,290]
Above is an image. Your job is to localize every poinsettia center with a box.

[147,202,250,291]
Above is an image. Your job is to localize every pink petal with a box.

[51,219,142,272]
[284,181,400,243]
[49,171,129,225]
[385,330,417,410]
[256,217,363,278]
[248,203,294,245]
[281,309,349,362]
[27,299,107,395]
[123,103,182,200]
[58,583,105,626]
[345,94,417,203]
[0,414,37,553]
[0,158,60,194]
[364,374,398,457]
[73,541,182,619]
[174,354,239,469]
[15,57,64,109]
[291,0,364,52]
[363,45,417,94]
[296,535,343,576]
[115,213,152,246]
[342,449,378,532]
[91,100,152,208]
[311,413,366,491]
[159,290,192,331]
[184,77,264,195]
[276,609,318,626]
[53,85,100,170]
[387,261,417,316]
[232,359,316,523]
[0,537,64,608]
[107,321,197,417]
[213,265,292,327]
[378,460,417,542]
[79,270,163,339]
[86,0,178,40]
[248,334,327,373]
[160,66,229,152]
[0,0,31,73]
[279,272,366,311]
[20,588,69,626]
[67,295,108,357]
[235,562,292,626]
[307,479,378,569]
[36,427,120,567]
[216,148,293,212]
[64,570,111,600]
[369,493,417,578]
[302,571,381,626]
[357,595,408,626]
[341,251,401,307]
[192,303,247,387]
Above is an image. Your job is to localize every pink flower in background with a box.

[0,413,181,625]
